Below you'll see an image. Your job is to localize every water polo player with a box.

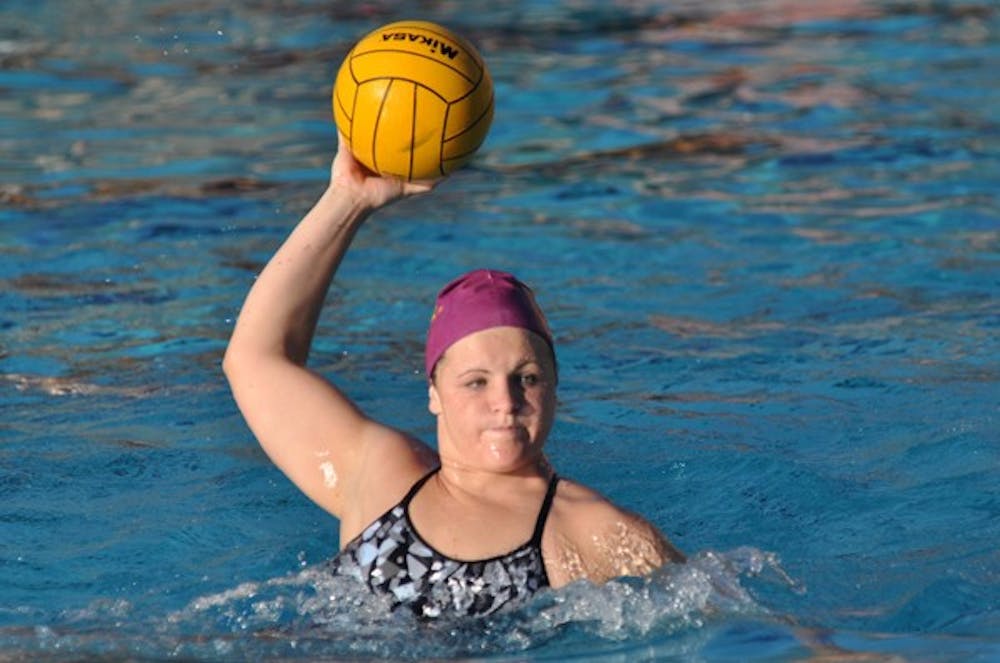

[223,138,685,620]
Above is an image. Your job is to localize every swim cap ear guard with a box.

[425,269,555,381]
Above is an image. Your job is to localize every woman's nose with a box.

[492,378,525,413]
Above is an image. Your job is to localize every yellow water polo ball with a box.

[332,20,494,181]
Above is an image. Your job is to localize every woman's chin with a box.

[479,432,539,468]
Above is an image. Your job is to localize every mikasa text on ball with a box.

[333,20,494,181]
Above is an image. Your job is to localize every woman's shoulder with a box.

[550,477,647,525]
[544,477,683,587]
[338,426,438,542]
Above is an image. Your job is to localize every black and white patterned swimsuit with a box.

[329,469,559,619]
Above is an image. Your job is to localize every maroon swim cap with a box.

[425,269,554,379]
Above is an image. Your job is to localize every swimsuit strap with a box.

[400,467,439,507]
[403,467,558,547]
[530,473,560,546]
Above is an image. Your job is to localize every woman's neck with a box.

[433,455,553,505]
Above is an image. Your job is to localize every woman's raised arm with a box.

[222,140,436,520]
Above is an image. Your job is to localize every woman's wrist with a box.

[315,182,377,228]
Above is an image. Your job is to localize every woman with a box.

[223,139,685,620]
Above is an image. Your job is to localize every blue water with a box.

[2,1,998,660]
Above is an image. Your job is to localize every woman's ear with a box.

[428,382,442,415]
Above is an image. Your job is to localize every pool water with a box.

[2,0,998,660]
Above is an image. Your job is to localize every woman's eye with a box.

[520,374,539,387]
[466,378,486,389]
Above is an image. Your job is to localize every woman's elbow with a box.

[221,341,250,383]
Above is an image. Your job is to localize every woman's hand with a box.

[330,133,439,209]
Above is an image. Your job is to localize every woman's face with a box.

[428,326,556,473]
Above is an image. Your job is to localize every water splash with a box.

[527,547,803,642]
[152,547,799,660]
